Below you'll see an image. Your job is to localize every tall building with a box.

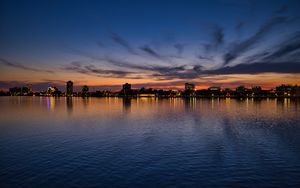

[184,83,196,97]
[66,81,73,97]
[122,83,132,96]
[123,83,131,91]
[27,84,33,93]
[82,85,89,97]
[185,83,195,91]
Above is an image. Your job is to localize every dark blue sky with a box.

[0,0,300,90]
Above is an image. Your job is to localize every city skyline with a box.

[4,80,300,98]
[1,0,300,91]
[3,80,300,93]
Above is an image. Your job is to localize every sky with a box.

[0,0,300,91]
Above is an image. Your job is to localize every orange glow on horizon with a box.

[0,67,299,91]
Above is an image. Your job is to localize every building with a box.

[123,83,131,91]
[82,85,89,97]
[21,86,29,95]
[208,87,221,97]
[66,81,73,97]
[276,85,300,97]
[184,83,196,97]
[276,85,292,97]
[9,87,21,96]
[208,87,221,91]
[185,83,195,91]
[27,84,33,93]
[122,83,132,96]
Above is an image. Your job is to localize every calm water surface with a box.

[1,97,300,187]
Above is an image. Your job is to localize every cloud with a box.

[149,62,300,80]
[84,64,132,77]
[243,51,271,64]
[174,43,185,55]
[198,55,213,61]
[63,58,193,81]
[66,43,300,81]
[212,25,224,48]
[201,24,225,55]
[0,58,54,73]
[202,62,300,75]
[140,45,165,60]
[63,61,135,78]
[223,16,288,66]
[110,32,138,55]
[67,47,190,77]
[152,65,186,74]
[66,48,154,71]
[262,32,300,61]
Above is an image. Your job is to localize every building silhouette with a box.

[185,83,195,91]
[82,85,89,97]
[208,87,221,97]
[122,83,132,96]
[66,81,73,97]
[184,83,195,97]
[27,84,32,93]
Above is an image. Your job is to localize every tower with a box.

[66,81,73,97]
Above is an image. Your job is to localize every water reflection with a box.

[184,98,196,111]
[46,97,55,111]
[66,97,73,115]
[81,97,90,109]
[1,97,300,187]
[122,98,131,112]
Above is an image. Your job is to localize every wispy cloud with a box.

[212,25,224,48]
[110,32,138,55]
[262,32,300,61]
[198,55,213,61]
[140,45,166,60]
[0,58,54,73]
[202,62,300,75]
[174,43,185,55]
[63,61,136,78]
[65,13,300,82]
[223,16,288,66]
[66,48,151,71]
[148,62,300,80]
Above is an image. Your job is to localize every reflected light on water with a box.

[0,97,300,187]
[46,97,55,112]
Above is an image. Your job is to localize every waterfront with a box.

[1,97,300,187]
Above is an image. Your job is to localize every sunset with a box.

[1,0,300,187]
[1,0,300,91]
